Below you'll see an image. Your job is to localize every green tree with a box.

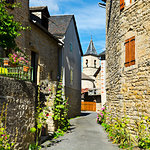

[0,1,26,52]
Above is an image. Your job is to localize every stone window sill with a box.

[124,64,136,72]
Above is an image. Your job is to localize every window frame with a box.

[120,0,137,11]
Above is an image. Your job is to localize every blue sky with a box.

[30,0,106,55]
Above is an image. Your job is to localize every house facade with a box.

[0,1,36,149]
[0,1,63,149]
[105,0,150,130]
[49,15,83,118]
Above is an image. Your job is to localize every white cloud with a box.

[76,7,105,30]
[62,4,106,30]
[30,0,105,30]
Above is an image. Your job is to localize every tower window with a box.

[86,59,88,67]
[94,60,96,68]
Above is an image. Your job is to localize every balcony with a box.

[0,58,33,81]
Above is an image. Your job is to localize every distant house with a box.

[81,38,102,111]
[49,15,83,118]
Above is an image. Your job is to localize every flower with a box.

[49,89,51,91]
[2,134,6,137]
[46,113,49,117]
[101,107,105,111]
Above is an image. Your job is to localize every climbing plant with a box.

[53,74,70,138]
[29,84,52,150]
[0,103,18,149]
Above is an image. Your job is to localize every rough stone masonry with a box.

[0,77,36,150]
[105,0,150,133]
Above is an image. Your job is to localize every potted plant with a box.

[8,53,20,67]
[8,53,29,70]
[3,58,9,66]
[23,65,29,72]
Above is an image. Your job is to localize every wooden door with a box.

[81,102,96,111]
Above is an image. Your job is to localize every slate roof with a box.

[99,50,105,57]
[48,15,73,39]
[82,73,94,81]
[84,38,98,56]
[81,88,89,94]
[48,15,83,56]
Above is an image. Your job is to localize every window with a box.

[70,43,72,52]
[94,60,96,68]
[31,51,38,83]
[86,59,88,67]
[120,0,125,10]
[120,0,136,10]
[124,36,135,67]
[70,69,73,85]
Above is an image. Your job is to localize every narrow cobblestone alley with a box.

[41,112,119,150]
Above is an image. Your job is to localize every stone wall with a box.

[28,22,60,83]
[0,77,36,150]
[7,0,31,57]
[65,87,81,118]
[27,22,61,132]
[105,0,150,132]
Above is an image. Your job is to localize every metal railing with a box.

[0,58,33,81]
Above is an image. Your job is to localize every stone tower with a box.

[83,37,99,82]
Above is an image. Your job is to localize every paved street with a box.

[41,111,118,150]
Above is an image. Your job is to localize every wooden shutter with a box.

[129,36,135,66]
[125,39,129,67]
[125,36,135,67]
[120,0,125,10]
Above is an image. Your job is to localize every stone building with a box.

[0,0,36,149]
[49,15,83,118]
[104,0,150,132]
[81,38,102,111]
[0,1,63,149]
